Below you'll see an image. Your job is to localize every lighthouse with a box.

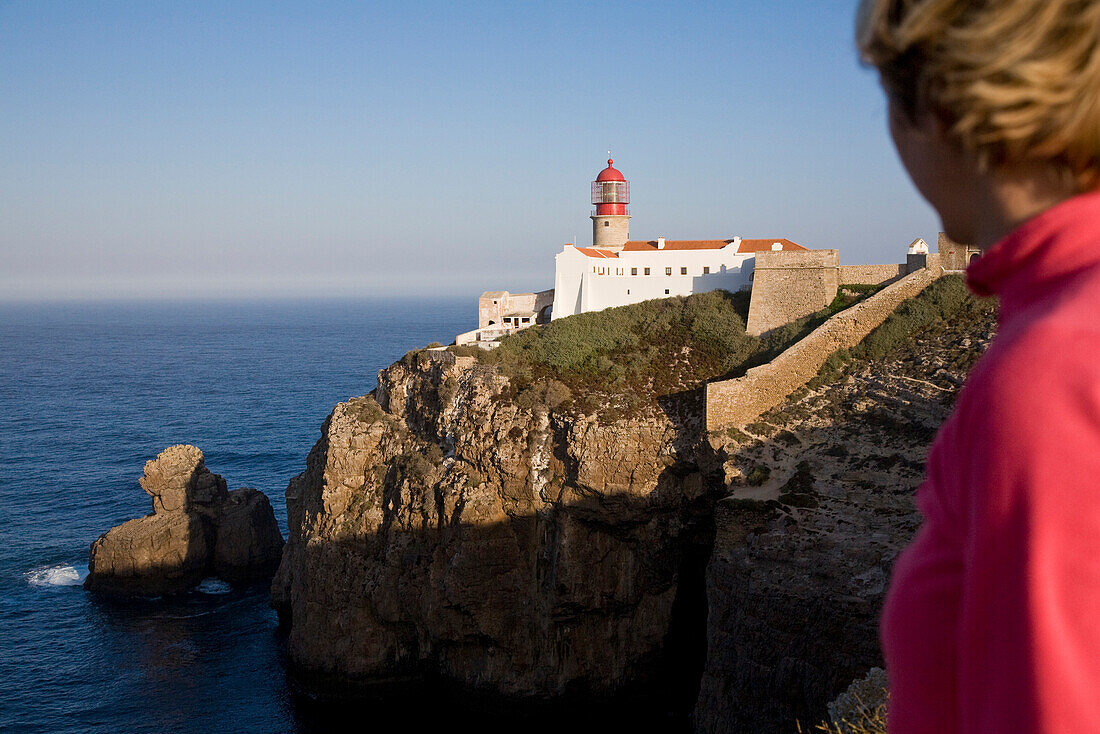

[591,158,631,250]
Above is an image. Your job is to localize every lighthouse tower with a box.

[591,158,630,250]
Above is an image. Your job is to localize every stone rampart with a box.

[938,233,981,271]
[706,266,944,430]
[745,250,840,336]
[838,263,905,285]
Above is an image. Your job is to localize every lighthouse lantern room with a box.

[590,158,631,250]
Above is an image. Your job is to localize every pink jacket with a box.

[881,191,1100,733]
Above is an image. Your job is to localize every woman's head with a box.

[857,0,1100,193]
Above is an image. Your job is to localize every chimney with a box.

[771,242,783,251]
[657,237,666,250]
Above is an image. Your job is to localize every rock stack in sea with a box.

[84,444,285,596]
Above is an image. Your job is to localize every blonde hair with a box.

[857,0,1100,190]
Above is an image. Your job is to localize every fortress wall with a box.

[838,263,905,285]
[938,233,981,271]
[706,265,944,431]
[745,250,841,336]
[907,252,943,274]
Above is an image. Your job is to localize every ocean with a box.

[0,298,474,733]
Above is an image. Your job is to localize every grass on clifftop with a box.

[811,274,997,389]
[448,287,883,409]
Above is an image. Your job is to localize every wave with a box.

[195,578,233,595]
[25,563,88,588]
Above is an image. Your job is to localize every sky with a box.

[0,0,940,302]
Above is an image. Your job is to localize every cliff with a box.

[695,281,996,732]
[272,278,996,729]
[271,349,722,706]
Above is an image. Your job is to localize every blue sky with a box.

[0,1,939,302]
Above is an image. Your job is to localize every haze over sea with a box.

[0,298,477,733]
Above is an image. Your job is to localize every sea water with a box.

[0,298,473,733]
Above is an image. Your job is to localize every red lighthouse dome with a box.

[596,158,625,182]
[592,158,629,215]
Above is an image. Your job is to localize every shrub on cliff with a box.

[853,275,989,362]
[810,275,996,390]
[479,290,769,397]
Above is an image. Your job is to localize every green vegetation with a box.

[724,426,751,443]
[812,275,996,386]
[432,276,985,418]
[852,275,990,361]
[745,465,771,486]
[462,288,900,407]
[347,395,385,424]
[828,283,885,312]
[480,290,758,396]
[839,282,885,295]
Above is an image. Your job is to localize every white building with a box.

[551,159,806,320]
[553,237,810,319]
[456,159,808,344]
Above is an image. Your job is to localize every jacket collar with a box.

[967,190,1100,319]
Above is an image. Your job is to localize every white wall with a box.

[551,245,754,320]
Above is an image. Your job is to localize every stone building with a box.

[455,289,554,346]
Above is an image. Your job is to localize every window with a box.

[703,266,710,274]
[521,317,529,323]
[644,267,650,275]
[626,289,630,295]
[665,267,672,276]
[681,267,688,275]
[664,289,670,295]
[631,267,637,276]
[604,221,610,227]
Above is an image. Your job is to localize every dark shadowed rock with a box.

[213,488,285,582]
[85,445,284,596]
[693,302,997,733]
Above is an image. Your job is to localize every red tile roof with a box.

[622,239,735,251]
[574,247,620,258]
[736,238,806,253]
[573,239,807,257]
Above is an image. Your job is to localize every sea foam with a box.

[25,563,88,588]
[196,578,232,595]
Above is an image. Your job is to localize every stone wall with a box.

[745,250,841,336]
[938,233,981,271]
[706,265,944,430]
[907,252,943,274]
[838,263,905,286]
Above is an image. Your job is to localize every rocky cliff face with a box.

[694,308,997,733]
[86,445,285,595]
[273,287,996,729]
[272,351,722,703]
